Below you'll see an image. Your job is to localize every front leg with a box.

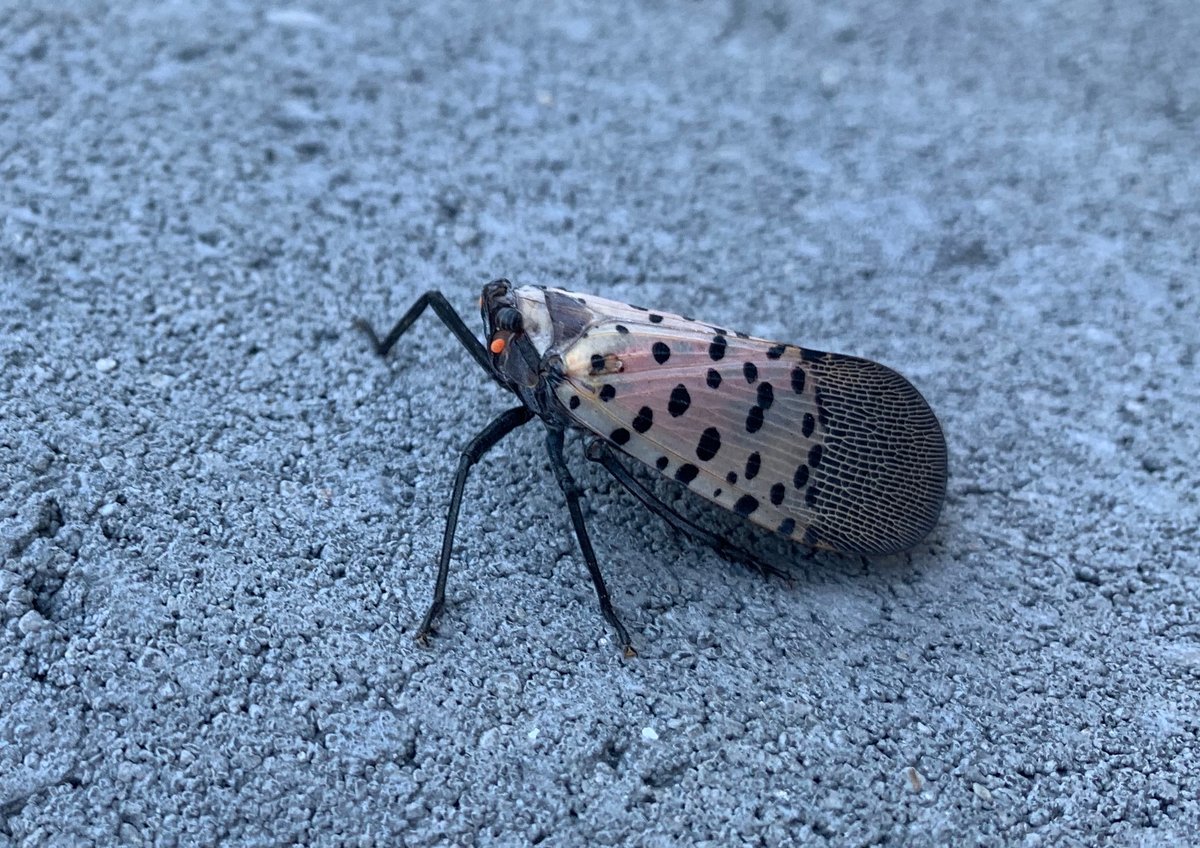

[354,290,493,372]
[543,428,636,658]
[413,406,535,644]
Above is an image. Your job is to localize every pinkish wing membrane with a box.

[551,308,946,556]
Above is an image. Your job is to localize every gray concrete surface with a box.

[2,1,1198,845]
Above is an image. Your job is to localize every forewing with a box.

[551,302,946,556]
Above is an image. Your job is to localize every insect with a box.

[356,280,947,656]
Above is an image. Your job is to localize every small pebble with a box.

[453,225,480,247]
[18,609,46,634]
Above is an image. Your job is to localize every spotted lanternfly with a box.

[356,280,947,656]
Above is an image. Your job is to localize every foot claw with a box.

[352,318,386,354]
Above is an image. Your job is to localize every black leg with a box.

[544,429,636,657]
[414,406,535,644]
[354,290,493,373]
[584,439,791,579]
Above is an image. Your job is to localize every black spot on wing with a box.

[632,406,654,433]
[744,452,761,480]
[668,384,691,417]
[802,413,815,438]
[743,362,758,383]
[675,463,699,484]
[793,464,809,489]
[767,344,786,360]
[778,517,796,536]
[652,342,671,364]
[649,314,664,324]
[757,382,774,410]
[770,482,786,505]
[568,395,580,410]
[655,455,669,470]
[706,368,722,389]
[708,335,727,361]
[611,428,631,446]
[791,367,806,395]
[733,494,759,518]
[599,384,616,402]
[696,427,721,461]
[746,406,764,433]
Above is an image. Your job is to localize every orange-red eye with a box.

[490,337,506,354]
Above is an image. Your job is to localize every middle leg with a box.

[544,428,636,657]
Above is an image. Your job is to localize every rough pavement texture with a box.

[2,1,1198,845]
